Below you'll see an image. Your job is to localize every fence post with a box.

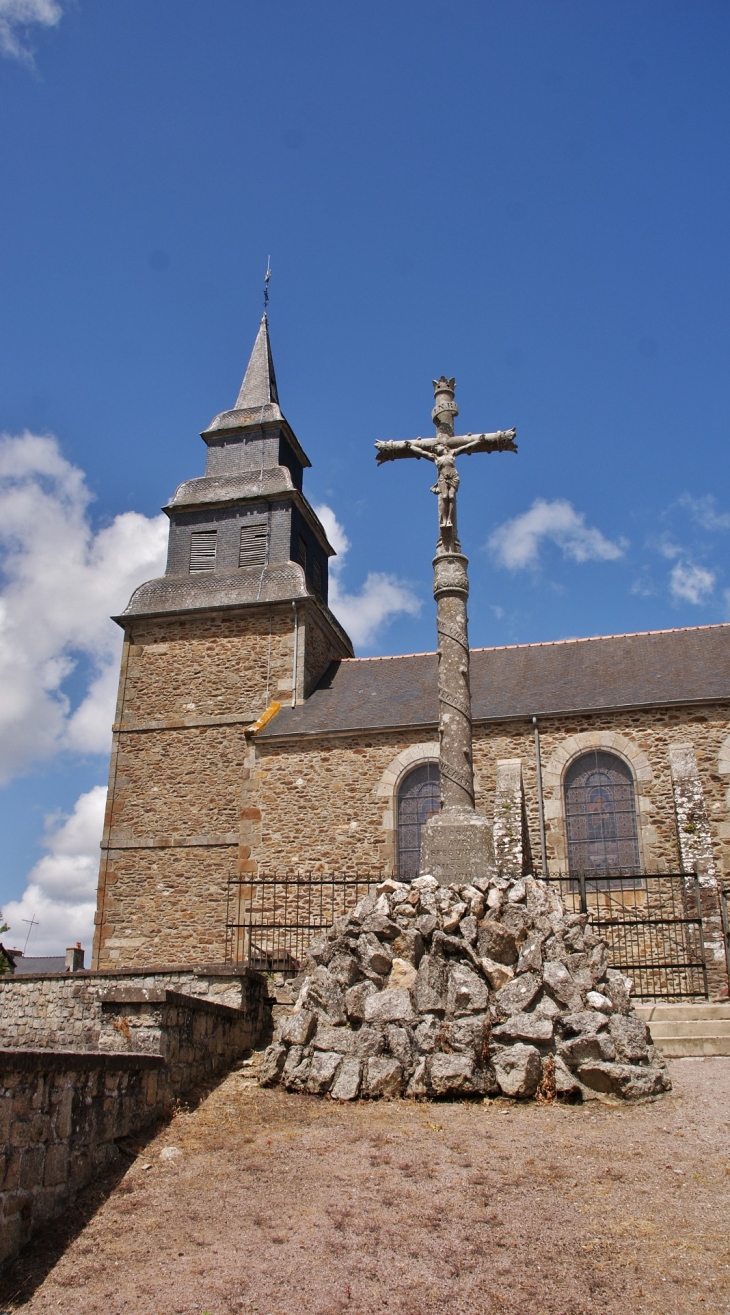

[693,872,709,1000]
[578,870,587,916]
[720,886,730,991]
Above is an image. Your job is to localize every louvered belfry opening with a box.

[189,529,217,573]
[239,522,268,569]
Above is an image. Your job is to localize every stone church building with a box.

[91,317,730,993]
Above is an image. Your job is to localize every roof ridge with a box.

[344,622,730,663]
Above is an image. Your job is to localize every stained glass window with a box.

[564,750,640,877]
[397,763,440,880]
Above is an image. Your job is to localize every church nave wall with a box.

[252,732,420,874]
[473,702,730,877]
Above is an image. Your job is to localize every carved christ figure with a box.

[401,440,461,547]
[375,383,517,553]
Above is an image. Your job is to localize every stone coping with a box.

[0,963,262,984]
[99,988,250,1019]
[0,1050,165,1073]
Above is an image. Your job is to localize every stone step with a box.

[634,1002,730,1022]
[647,1020,730,1038]
[633,1001,730,1056]
[653,1036,730,1058]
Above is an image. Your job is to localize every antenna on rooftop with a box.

[263,257,272,315]
[22,915,39,954]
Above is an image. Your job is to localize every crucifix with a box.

[375,375,517,882]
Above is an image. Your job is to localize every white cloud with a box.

[669,561,715,606]
[314,503,421,648]
[0,431,168,783]
[677,493,730,532]
[487,498,627,570]
[3,785,105,957]
[0,0,62,62]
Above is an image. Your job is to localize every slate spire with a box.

[235,313,279,410]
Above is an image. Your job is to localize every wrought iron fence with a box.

[225,872,383,972]
[226,868,710,999]
[545,870,709,1000]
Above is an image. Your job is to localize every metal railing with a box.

[226,868,710,999]
[225,872,383,972]
[545,870,709,1000]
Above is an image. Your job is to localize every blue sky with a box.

[1,0,729,950]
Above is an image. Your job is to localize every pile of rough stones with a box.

[260,873,672,1102]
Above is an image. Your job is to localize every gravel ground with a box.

[1,1056,729,1315]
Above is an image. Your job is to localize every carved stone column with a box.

[432,552,474,809]
[419,549,496,884]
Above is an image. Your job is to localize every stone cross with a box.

[375,376,517,882]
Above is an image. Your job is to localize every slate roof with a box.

[260,624,730,739]
[12,956,66,975]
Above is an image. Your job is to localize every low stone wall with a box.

[0,978,269,1267]
[0,1051,162,1266]
[0,964,261,1051]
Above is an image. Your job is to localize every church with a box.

[91,316,730,996]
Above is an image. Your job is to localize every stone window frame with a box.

[541,731,657,875]
[718,734,730,796]
[716,734,730,847]
[375,742,440,877]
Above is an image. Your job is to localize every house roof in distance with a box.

[260,624,730,739]
[12,955,66,975]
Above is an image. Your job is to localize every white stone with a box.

[387,958,418,992]
[429,1053,478,1095]
[586,991,613,1014]
[307,1050,342,1094]
[330,1057,362,1101]
[480,958,514,991]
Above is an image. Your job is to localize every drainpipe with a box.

[532,716,548,880]
[291,601,299,709]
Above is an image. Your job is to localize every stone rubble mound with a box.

[259,874,671,1102]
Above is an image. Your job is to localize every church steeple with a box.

[235,314,279,409]
[118,307,353,669]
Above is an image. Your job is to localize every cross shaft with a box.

[375,376,517,870]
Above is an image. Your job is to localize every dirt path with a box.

[1,1057,729,1315]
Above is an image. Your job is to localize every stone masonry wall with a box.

[97,844,236,967]
[0,967,268,1051]
[121,608,295,725]
[249,704,729,878]
[94,599,350,969]
[94,677,729,977]
[109,723,249,842]
[0,985,268,1267]
[0,1053,163,1266]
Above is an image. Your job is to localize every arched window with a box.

[564,750,640,877]
[397,763,440,880]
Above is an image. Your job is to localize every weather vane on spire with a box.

[263,257,272,314]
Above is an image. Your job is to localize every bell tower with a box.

[92,315,352,969]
